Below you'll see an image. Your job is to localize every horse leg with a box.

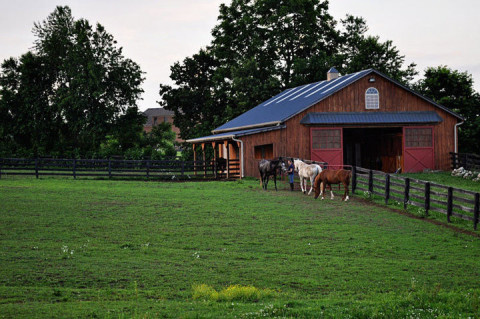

[343,182,350,201]
[330,184,334,200]
[307,176,314,195]
[303,178,307,194]
[274,173,277,191]
[321,181,325,200]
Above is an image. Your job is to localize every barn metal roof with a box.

[300,111,443,125]
[213,69,373,133]
[212,69,462,134]
[186,125,285,143]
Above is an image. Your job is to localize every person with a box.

[287,159,295,191]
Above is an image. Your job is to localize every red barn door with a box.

[403,126,434,172]
[311,128,343,168]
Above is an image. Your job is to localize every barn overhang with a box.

[300,111,443,126]
[186,125,286,144]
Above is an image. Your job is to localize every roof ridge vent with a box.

[327,67,339,81]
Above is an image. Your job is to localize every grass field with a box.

[1,176,480,318]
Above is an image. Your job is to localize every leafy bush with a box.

[192,284,275,302]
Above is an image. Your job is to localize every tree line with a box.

[160,0,480,155]
[1,2,479,159]
[0,6,176,159]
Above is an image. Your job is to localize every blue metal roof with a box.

[300,111,443,125]
[213,69,373,133]
[186,125,285,143]
[212,68,463,134]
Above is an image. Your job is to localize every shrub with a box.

[192,284,275,302]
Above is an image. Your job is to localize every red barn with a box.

[187,68,463,177]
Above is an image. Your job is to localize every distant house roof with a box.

[143,108,174,125]
[213,69,462,134]
[300,111,443,125]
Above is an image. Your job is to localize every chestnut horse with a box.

[313,169,351,201]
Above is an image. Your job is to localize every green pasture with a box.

[1,176,480,318]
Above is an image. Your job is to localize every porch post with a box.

[192,143,197,175]
[201,143,206,177]
[213,142,217,179]
[226,141,230,179]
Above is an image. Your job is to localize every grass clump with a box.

[192,284,275,302]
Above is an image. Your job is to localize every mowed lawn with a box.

[1,177,480,318]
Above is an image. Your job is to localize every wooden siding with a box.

[284,73,458,171]
[239,128,287,177]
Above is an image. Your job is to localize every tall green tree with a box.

[0,6,145,157]
[339,15,417,84]
[160,0,417,143]
[414,66,480,153]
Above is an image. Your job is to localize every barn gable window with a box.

[365,87,379,109]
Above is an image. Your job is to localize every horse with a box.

[212,157,227,176]
[258,159,286,191]
[313,169,351,201]
[293,159,322,195]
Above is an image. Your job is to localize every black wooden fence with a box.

[352,166,480,230]
[0,158,240,180]
[451,152,480,170]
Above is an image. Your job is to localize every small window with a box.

[405,128,432,148]
[312,129,341,149]
[365,87,379,109]
[254,144,273,159]
[153,117,157,125]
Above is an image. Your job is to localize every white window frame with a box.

[365,87,379,109]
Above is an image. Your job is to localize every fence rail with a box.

[352,166,480,230]
[0,158,240,180]
[451,152,480,171]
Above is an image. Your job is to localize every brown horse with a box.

[313,169,351,201]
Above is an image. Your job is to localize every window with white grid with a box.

[365,87,379,109]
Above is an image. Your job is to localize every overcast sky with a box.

[1,0,479,112]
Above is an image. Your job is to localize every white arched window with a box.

[365,87,379,109]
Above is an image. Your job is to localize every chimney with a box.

[327,67,339,81]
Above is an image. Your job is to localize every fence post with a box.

[35,158,39,179]
[0,161,2,179]
[146,160,150,179]
[352,166,357,194]
[473,193,479,230]
[447,187,453,223]
[181,161,185,176]
[385,174,390,205]
[368,169,373,193]
[424,182,430,216]
[403,178,410,209]
[108,159,112,179]
[73,158,76,179]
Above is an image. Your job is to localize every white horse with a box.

[293,159,322,195]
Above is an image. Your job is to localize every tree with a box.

[414,66,480,153]
[339,15,417,84]
[0,6,145,157]
[160,1,417,143]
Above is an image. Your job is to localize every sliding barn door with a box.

[403,126,434,173]
[311,128,343,168]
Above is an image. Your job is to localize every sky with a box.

[1,0,479,112]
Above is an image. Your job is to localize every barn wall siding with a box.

[284,74,457,171]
